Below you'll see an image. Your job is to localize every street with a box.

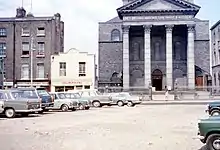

[0,105,207,150]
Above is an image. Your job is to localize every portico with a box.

[122,23,195,90]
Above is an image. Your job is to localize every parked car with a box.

[205,101,220,116]
[35,87,54,113]
[198,116,220,150]
[0,89,42,118]
[15,87,54,113]
[110,92,142,107]
[74,89,113,108]
[49,92,79,111]
[64,92,91,110]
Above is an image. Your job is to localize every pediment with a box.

[135,0,184,10]
[117,0,200,19]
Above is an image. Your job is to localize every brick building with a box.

[0,7,64,91]
[98,0,210,91]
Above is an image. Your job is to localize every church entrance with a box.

[152,69,163,91]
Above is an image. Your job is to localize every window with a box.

[81,91,90,97]
[37,27,45,36]
[76,85,83,90]
[0,43,6,56]
[36,63,44,78]
[59,62,66,76]
[21,27,30,36]
[0,58,5,78]
[79,62,86,76]
[214,74,217,86]
[0,28,6,37]
[84,85,90,89]
[111,29,120,41]
[37,42,45,55]
[214,51,217,65]
[21,64,29,79]
[0,92,6,99]
[22,42,29,55]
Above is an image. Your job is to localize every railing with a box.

[96,86,220,101]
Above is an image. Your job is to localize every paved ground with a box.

[0,105,208,150]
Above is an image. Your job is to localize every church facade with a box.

[98,0,210,91]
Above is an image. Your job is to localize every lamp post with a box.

[30,36,35,88]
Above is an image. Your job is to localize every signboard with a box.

[17,82,49,86]
[52,79,93,86]
[3,82,13,86]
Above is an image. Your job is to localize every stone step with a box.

[152,95,174,101]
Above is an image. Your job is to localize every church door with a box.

[152,69,163,91]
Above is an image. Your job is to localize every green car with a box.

[62,92,92,110]
[198,116,220,150]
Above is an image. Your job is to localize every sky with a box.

[0,0,219,56]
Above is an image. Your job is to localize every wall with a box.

[51,49,96,90]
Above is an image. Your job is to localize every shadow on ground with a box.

[199,145,207,150]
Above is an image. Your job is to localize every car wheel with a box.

[61,104,69,112]
[127,101,134,107]
[93,101,101,108]
[72,108,76,111]
[79,104,85,110]
[211,110,220,116]
[5,108,15,118]
[207,134,220,150]
[85,106,90,110]
[117,101,124,107]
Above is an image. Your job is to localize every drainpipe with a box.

[12,22,16,87]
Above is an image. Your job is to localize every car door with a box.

[51,93,60,109]
[0,92,5,113]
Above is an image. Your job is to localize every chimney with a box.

[16,7,26,18]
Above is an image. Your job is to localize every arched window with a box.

[214,73,217,86]
[218,72,220,86]
[111,29,120,41]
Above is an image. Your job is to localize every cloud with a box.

[0,0,122,57]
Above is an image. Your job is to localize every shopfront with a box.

[51,79,94,92]
[15,80,51,91]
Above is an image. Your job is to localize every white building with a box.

[50,48,96,92]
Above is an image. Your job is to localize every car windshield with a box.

[11,90,39,99]
[37,89,50,96]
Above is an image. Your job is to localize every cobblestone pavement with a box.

[0,105,208,150]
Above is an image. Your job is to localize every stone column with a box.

[144,25,152,88]
[187,24,195,89]
[165,25,174,89]
[122,25,130,90]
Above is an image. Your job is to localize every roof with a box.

[53,48,95,56]
[117,0,200,19]
[0,16,54,22]
[210,20,220,30]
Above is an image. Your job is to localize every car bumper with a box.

[16,108,43,113]
[41,103,54,108]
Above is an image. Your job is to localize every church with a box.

[98,0,210,91]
